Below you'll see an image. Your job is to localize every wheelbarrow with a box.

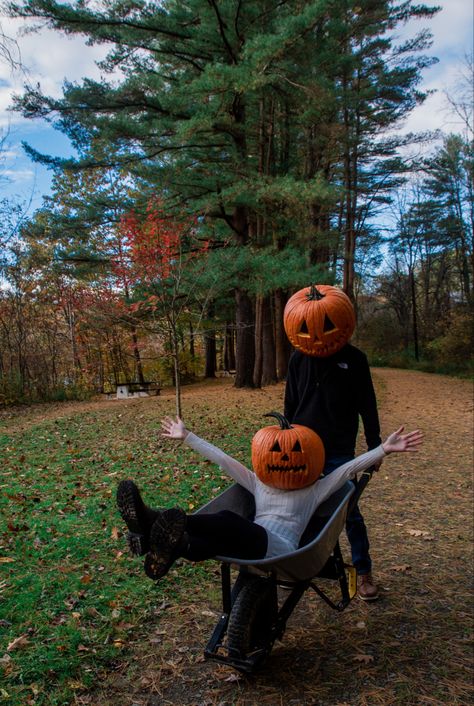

[195,467,375,673]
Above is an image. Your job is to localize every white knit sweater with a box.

[184,432,386,558]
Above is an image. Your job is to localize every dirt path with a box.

[3,369,473,705]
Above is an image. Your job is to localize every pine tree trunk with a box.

[232,194,255,387]
[274,289,291,379]
[342,143,356,302]
[253,294,263,387]
[234,287,255,388]
[204,329,216,378]
[224,323,235,371]
[409,268,419,361]
[261,295,277,386]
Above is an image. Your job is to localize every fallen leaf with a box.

[0,557,14,564]
[7,634,29,652]
[391,564,412,572]
[224,673,241,682]
[353,653,374,664]
[68,680,85,690]
[407,529,430,537]
[111,526,120,540]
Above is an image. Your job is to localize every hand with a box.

[382,426,424,454]
[161,415,188,441]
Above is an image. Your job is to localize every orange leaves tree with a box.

[113,200,209,415]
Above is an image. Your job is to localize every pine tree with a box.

[9,0,439,380]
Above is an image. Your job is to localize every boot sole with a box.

[144,509,186,580]
[127,532,149,556]
[116,480,149,556]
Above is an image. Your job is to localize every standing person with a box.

[283,284,382,600]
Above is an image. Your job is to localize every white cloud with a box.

[0,147,20,159]
[425,1,473,56]
[2,166,34,182]
[389,2,473,138]
[0,15,108,127]
[0,13,109,201]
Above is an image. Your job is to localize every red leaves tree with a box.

[112,200,208,415]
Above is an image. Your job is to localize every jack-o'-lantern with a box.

[283,284,355,357]
[251,412,325,490]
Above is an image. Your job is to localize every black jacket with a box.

[284,344,381,457]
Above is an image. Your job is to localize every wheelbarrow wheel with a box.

[227,576,277,657]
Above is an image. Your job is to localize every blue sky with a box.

[0,1,472,214]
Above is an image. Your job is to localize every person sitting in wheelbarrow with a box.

[116,413,423,581]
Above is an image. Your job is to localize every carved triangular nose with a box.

[281,453,289,461]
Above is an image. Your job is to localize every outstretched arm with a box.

[160,416,256,493]
[312,426,424,508]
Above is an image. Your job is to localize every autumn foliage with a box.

[114,200,204,287]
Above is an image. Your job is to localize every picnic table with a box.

[114,381,161,399]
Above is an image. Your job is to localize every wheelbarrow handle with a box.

[347,465,376,514]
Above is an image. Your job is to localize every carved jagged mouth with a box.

[266,464,307,473]
[297,335,322,343]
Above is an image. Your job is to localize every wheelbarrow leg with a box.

[309,541,356,611]
[272,581,310,642]
[204,563,232,657]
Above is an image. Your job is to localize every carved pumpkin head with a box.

[251,412,325,490]
[284,284,355,357]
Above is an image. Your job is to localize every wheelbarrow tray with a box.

[195,480,355,583]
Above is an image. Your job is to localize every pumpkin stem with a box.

[263,411,292,429]
[307,284,325,301]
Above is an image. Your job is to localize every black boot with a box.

[144,508,187,580]
[116,480,160,555]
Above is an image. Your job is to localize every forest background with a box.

[0,0,472,408]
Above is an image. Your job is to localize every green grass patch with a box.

[0,400,255,705]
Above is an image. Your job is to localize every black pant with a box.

[182,510,268,561]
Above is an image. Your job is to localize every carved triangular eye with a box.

[323,314,336,332]
[271,441,281,452]
[299,320,309,334]
[292,440,302,452]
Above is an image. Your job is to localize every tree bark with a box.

[232,196,255,387]
[253,294,263,387]
[409,268,419,361]
[274,289,291,379]
[189,320,195,357]
[131,327,145,384]
[261,295,277,386]
[204,328,217,378]
[234,287,255,388]
[224,322,235,371]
